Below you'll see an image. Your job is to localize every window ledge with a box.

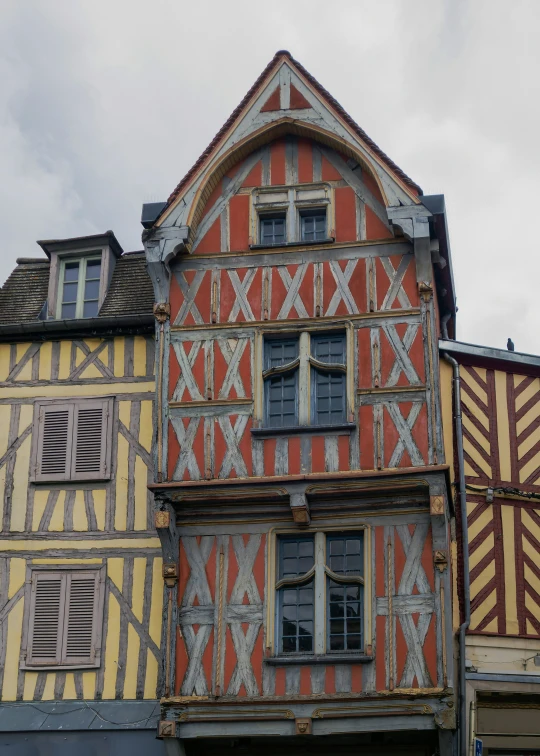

[249,238,335,251]
[20,663,100,671]
[265,653,373,666]
[251,423,356,438]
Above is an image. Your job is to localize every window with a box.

[276,531,364,656]
[301,209,326,242]
[24,567,105,669]
[263,332,346,428]
[32,398,113,482]
[260,214,286,246]
[58,256,102,319]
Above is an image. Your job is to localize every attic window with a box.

[58,256,102,319]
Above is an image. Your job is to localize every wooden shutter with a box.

[26,568,103,668]
[71,399,111,480]
[62,571,100,665]
[27,572,66,665]
[34,403,74,481]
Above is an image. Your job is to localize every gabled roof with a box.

[158,50,421,225]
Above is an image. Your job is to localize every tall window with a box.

[263,332,346,428]
[276,531,364,655]
[260,214,286,246]
[59,256,102,319]
[300,209,326,242]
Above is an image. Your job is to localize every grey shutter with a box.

[34,403,74,481]
[27,572,65,665]
[71,399,112,480]
[62,571,100,665]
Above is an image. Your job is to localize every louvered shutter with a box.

[71,398,112,480]
[62,571,100,665]
[34,403,74,481]
[27,572,66,665]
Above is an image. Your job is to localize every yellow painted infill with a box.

[463,440,491,478]
[41,673,56,701]
[461,372,488,406]
[144,648,158,699]
[524,562,540,597]
[527,618,535,634]
[23,671,39,701]
[470,560,495,595]
[135,456,148,531]
[520,452,540,486]
[494,370,512,481]
[37,341,52,381]
[114,338,125,378]
[0,537,160,551]
[114,434,129,531]
[59,341,71,380]
[501,505,519,635]
[462,413,490,454]
[522,509,540,545]
[0,381,154,400]
[483,617,498,632]
[470,366,487,383]
[93,489,106,531]
[11,435,31,532]
[102,591,121,700]
[131,557,146,623]
[516,401,540,437]
[108,558,124,592]
[32,489,49,531]
[469,531,494,572]
[468,506,493,543]
[119,400,131,428]
[124,625,140,699]
[514,374,527,389]
[3,599,24,700]
[518,420,540,458]
[525,591,540,617]
[49,490,66,532]
[79,362,103,381]
[0,345,10,381]
[134,336,147,377]
[139,400,153,452]
[82,671,96,699]
[8,558,26,598]
[72,490,88,532]
[149,557,163,646]
[462,399,489,432]
[516,377,540,413]
[0,405,12,458]
[470,587,496,628]
[523,533,540,564]
[63,673,77,700]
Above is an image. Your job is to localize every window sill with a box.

[251,423,356,438]
[265,653,373,666]
[249,238,335,251]
[20,662,100,671]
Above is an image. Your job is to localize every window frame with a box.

[56,254,103,320]
[256,325,353,431]
[259,212,288,247]
[267,526,372,661]
[251,183,332,247]
[21,564,106,670]
[30,397,113,483]
[299,207,327,243]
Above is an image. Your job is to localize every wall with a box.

[0,335,163,702]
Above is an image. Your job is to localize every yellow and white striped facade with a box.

[0,334,163,702]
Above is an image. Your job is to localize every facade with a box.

[440,340,540,756]
[0,234,167,754]
[143,52,457,755]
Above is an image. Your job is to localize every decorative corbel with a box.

[286,484,310,525]
[387,204,433,284]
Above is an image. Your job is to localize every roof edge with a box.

[440,339,540,372]
[37,231,124,259]
[0,314,155,343]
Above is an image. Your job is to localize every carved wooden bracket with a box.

[295,717,312,735]
[154,302,171,324]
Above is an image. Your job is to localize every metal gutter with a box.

[440,338,540,371]
[466,673,540,684]
[0,314,155,342]
[442,350,470,756]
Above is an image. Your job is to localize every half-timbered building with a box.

[0,233,167,754]
[440,339,540,756]
[144,51,457,756]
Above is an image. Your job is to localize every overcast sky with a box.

[1,0,539,353]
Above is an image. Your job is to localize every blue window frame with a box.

[275,531,364,656]
[311,334,346,424]
[263,339,299,427]
[301,209,326,242]
[260,214,286,246]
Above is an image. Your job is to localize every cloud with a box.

[1,0,539,353]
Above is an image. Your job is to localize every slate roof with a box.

[162,50,422,218]
[0,251,153,326]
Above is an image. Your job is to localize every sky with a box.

[1,0,539,353]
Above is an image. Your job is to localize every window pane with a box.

[84,279,100,301]
[266,371,298,427]
[326,534,364,653]
[266,339,298,369]
[86,260,101,279]
[62,282,78,304]
[312,334,345,364]
[61,303,76,319]
[261,215,286,245]
[328,535,363,576]
[301,211,326,242]
[64,262,79,282]
[279,538,314,578]
[313,370,345,425]
[83,300,99,318]
[278,579,314,654]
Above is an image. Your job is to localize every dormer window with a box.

[59,256,102,319]
[251,184,332,248]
